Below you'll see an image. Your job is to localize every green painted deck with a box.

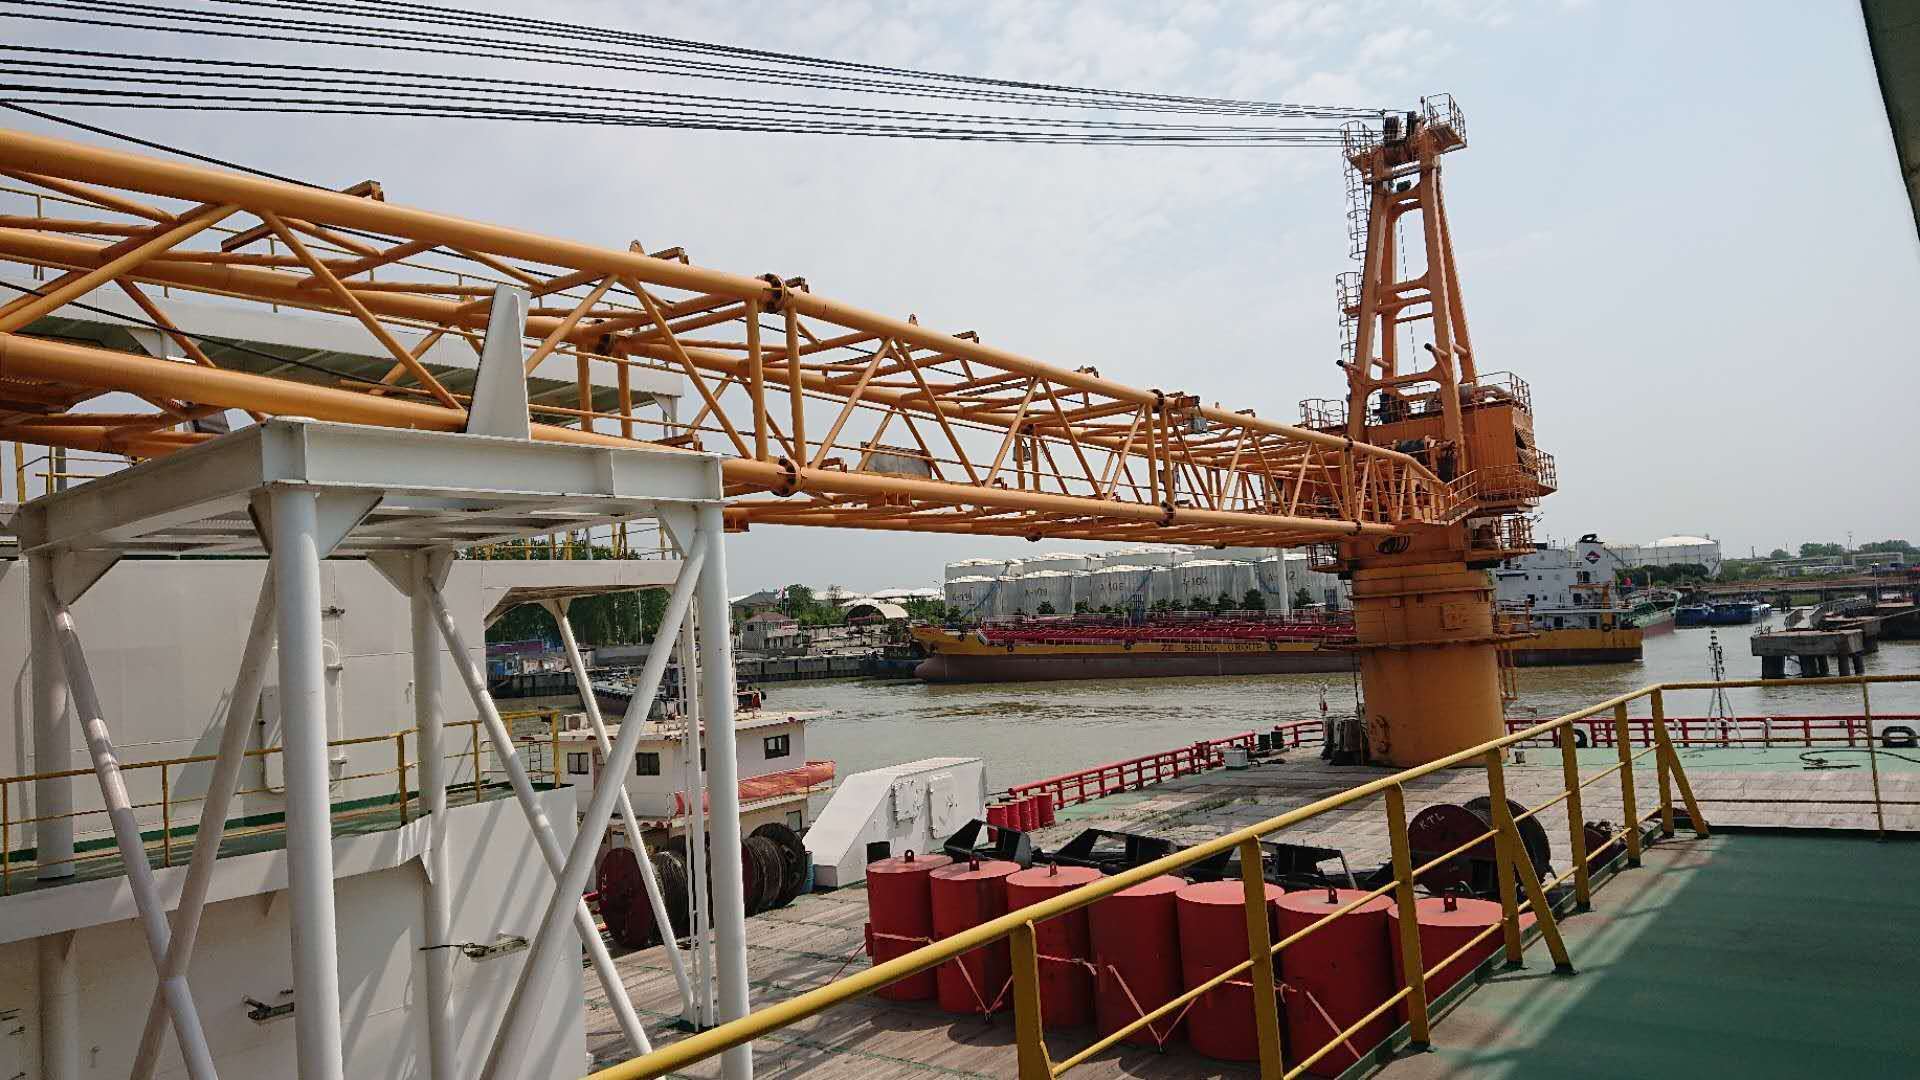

[1385,833,1920,1079]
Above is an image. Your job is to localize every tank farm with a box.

[0,30,1913,1080]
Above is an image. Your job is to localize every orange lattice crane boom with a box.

[0,99,1553,765]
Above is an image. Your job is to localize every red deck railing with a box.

[1004,721,1326,812]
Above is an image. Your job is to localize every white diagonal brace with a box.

[423,576,660,1062]
[38,580,219,1080]
[129,569,278,1080]
[542,597,693,1015]
[481,543,705,1080]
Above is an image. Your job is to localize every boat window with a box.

[764,733,792,759]
[635,752,661,777]
[786,811,805,829]
[566,752,590,776]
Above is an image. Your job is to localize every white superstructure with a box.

[1603,535,1724,576]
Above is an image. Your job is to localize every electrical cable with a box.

[0,0,1390,120]
[216,0,1364,114]
[0,48,1353,135]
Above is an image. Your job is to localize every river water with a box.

[775,619,1920,794]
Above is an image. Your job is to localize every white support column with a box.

[424,579,655,1065]
[480,547,704,1080]
[130,570,277,1080]
[271,488,347,1080]
[543,598,693,1016]
[694,504,754,1080]
[39,580,218,1080]
[412,553,457,1080]
[37,931,78,1080]
[29,552,72,879]
[28,550,79,1080]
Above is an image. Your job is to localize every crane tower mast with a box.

[1314,97,1555,764]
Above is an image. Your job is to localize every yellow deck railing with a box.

[591,673,1915,1080]
[0,707,569,894]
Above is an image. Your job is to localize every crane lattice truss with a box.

[0,127,1472,546]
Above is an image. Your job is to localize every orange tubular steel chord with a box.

[0,125,1444,546]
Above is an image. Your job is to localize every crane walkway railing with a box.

[589,673,1917,1080]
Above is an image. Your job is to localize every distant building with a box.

[1605,535,1723,576]
[740,610,801,653]
[729,588,782,621]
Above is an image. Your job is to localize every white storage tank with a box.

[1087,564,1155,612]
[1192,545,1275,564]
[1170,559,1257,608]
[1016,570,1080,614]
[943,575,1000,619]
[945,557,1010,581]
[1099,544,1188,570]
[1018,551,1094,575]
[1147,565,1177,607]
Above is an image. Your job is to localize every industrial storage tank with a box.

[945,557,1010,581]
[1254,556,1291,612]
[943,575,1001,620]
[1169,560,1257,608]
[1087,564,1155,612]
[1100,544,1188,570]
[1016,570,1080,614]
[1019,551,1095,575]
[1148,566,1177,606]
[1187,545,1274,564]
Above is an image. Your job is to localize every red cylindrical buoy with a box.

[1035,793,1057,828]
[866,850,954,1002]
[1387,895,1534,1014]
[1276,888,1395,1076]
[930,858,1021,1015]
[1017,796,1038,832]
[1088,874,1186,1047]
[1177,879,1285,1062]
[1005,864,1103,1028]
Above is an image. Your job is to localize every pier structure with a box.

[1754,598,1920,677]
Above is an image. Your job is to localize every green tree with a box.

[1767,548,1790,560]
[1036,601,1057,615]
[1292,586,1314,610]
[1242,589,1266,611]
[1073,600,1089,614]
[1859,539,1915,555]
[1188,595,1213,612]
[1150,598,1171,614]
[1799,542,1846,558]
[1216,592,1235,611]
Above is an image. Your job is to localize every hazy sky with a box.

[9,1,1917,591]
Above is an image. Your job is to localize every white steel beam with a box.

[423,576,657,1065]
[38,580,219,1080]
[130,570,278,1080]
[694,503,754,1080]
[270,488,347,1080]
[542,597,693,1016]
[480,546,705,1080]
